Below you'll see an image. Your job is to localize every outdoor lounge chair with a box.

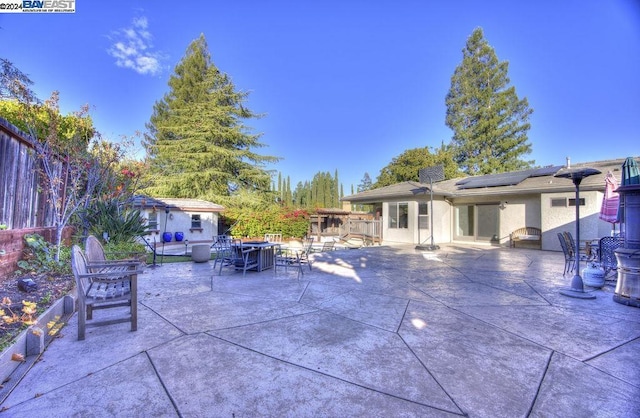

[313,241,335,252]
[71,245,141,340]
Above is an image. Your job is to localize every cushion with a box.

[518,235,539,240]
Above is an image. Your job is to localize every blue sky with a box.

[1,0,639,192]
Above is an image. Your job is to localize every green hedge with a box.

[223,206,309,239]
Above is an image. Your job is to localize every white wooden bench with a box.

[510,227,542,249]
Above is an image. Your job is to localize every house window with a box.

[388,202,408,229]
[550,198,567,207]
[191,214,201,228]
[148,212,158,230]
[418,202,429,229]
[568,198,585,206]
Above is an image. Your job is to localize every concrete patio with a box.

[1,244,639,417]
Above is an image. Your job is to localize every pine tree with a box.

[143,34,278,199]
[357,172,373,192]
[445,28,534,176]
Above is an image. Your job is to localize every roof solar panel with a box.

[529,165,562,177]
[454,166,562,189]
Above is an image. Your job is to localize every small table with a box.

[582,240,600,261]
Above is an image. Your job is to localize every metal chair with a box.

[212,235,233,271]
[264,233,282,243]
[298,237,314,271]
[218,239,259,277]
[599,236,622,278]
[563,231,589,264]
[71,245,141,340]
[273,244,303,279]
[558,233,576,276]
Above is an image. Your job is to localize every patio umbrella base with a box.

[560,288,596,299]
[416,244,440,251]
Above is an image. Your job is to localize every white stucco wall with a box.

[382,196,450,245]
[541,191,601,251]
[448,194,540,246]
[495,194,541,245]
[142,209,218,245]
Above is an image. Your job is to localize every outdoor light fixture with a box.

[554,167,601,299]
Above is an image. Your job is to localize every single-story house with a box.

[130,196,224,251]
[341,158,636,251]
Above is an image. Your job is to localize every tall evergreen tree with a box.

[143,34,278,199]
[357,172,373,192]
[445,28,534,176]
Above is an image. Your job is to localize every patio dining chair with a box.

[273,244,303,279]
[562,231,589,263]
[558,233,576,276]
[212,235,233,270]
[71,245,141,340]
[217,239,259,277]
[264,233,282,243]
[298,237,314,271]
[599,236,622,278]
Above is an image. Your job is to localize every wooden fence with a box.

[339,219,382,245]
[0,117,55,230]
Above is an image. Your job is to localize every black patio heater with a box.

[416,165,444,251]
[161,206,170,265]
[554,167,601,299]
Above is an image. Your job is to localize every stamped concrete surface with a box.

[1,244,639,417]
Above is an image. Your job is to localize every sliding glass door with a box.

[454,204,499,242]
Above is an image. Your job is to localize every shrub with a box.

[224,205,309,239]
[82,198,148,243]
[102,240,147,260]
[16,233,69,276]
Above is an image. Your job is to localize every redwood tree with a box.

[445,28,534,175]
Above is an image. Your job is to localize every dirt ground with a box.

[0,273,74,344]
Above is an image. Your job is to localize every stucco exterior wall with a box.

[382,197,451,245]
[450,194,541,246]
[141,209,218,246]
[541,191,601,251]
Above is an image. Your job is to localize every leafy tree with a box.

[2,63,141,259]
[143,34,278,200]
[1,58,37,103]
[445,28,534,175]
[18,92,100,261]
[374,145,460,188]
